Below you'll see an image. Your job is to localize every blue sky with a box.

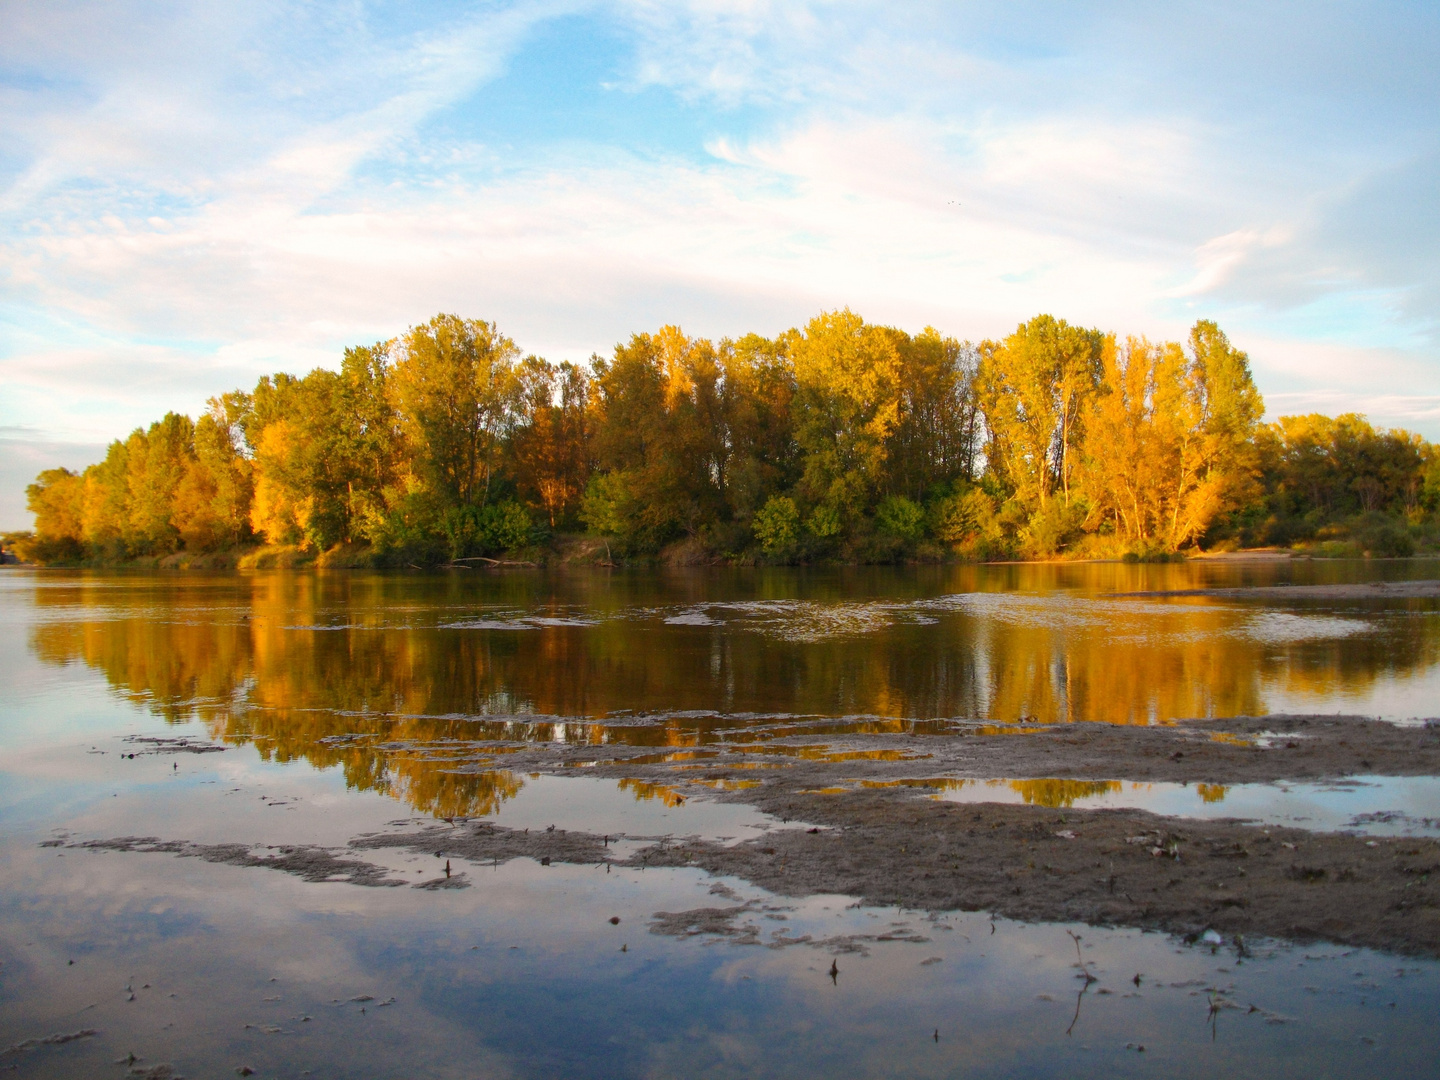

[2,0,1439,527]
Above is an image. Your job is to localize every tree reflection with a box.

[26,568,1440,818]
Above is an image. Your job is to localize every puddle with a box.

[856,775,1440,836]
[473,772,783,843]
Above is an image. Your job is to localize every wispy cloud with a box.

[2,0,1438,527]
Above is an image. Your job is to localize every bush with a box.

[1359,521,1414,557]
[753,496,800,554]
[442,500,537,559]
[806,504,843,539]
[1023,500,1086,557]
[579,472,631,539]
[10,533,84,564]
[875,496,925,541]
[931,489,997,544]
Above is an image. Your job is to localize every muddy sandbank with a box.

[1113,580,1440,601]
[439,713,1440,787]
[66,713,1440,959]
[355,794,1440,958]
[68,788,1440,958]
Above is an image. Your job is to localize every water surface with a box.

[3,562,1440,1077]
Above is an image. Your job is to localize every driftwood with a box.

[447,556,538,567]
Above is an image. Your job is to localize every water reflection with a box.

[15,563,1440,817]
[847,774,1440,835]
[860,777,1125,807]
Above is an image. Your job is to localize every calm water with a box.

[3,562,1440,1077]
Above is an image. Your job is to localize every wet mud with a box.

[447,713,1440,785]
[633,793,1440,959]
[1115,579,1440,600]
[65,714,1440,959]
[75,837,405,887]
[351,818,611,869]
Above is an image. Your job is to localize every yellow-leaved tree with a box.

[791,309,902,525]
[1081,321,1263,551]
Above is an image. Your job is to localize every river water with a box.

[2,561,1439,1077]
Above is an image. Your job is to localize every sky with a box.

[2,0,1439,529]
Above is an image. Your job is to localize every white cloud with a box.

[3,0,1440,529]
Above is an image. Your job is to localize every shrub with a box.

[806,504,843,539]
[442,500,536,559]
[1359,521,1414,557]
[753,496,800,554]
[875,496,926,541]
[1023,500,1087,557]
[931,489,997,544]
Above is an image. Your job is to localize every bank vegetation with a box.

[15,311,1440,567]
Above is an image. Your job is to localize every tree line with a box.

[20,310,1440,565]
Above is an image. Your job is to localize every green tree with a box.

[874,495,925,541]
[791,310,903,525]
[720,332,798,521]
[125,413,196,554]
[26,468,85,559]
[508,357,592,528]
[390,314,521,508]
[586,326,726,548]
[885,328,981,500]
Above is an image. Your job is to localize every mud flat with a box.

[69,713,1440,960]
[1115,579,1440,600]
[448,712,1440,786]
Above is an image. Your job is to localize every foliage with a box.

[24,308,1438,566]
[442,500,537,560]
[1079,325,1263,551]
[977,315,1103,509]
[806,504,844,540]
[874,495,926,541]
[791,310,903,520]
[931,488,998,545]
[753,496,801,554]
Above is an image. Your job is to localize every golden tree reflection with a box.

[25,568,1440,817]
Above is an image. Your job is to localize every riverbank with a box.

[8,538,1439,571]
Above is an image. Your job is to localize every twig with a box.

[1068,930,1097,985]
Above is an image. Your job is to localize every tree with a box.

[720,332,798,522]
[173,401,253,550]
[27,468,84,543]
[508,357,592,528]
[389,314,521,508]
[791,310,903,523]
[586,326,726,547]
[1081,323,1264,551]
[977,315,1102,510]
[125,413,196,554]
[885,328,981,500]
[1166,320,1264,547]
[752,496,800,554]
[338,342,403,540]
[80,441,131,556]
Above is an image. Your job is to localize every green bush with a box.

[806,504,843,539]
[875,496,926,541]
[1359,521,1414,557]
[931,489,997,544]
[442,500,537,559]
[753,496,800,554]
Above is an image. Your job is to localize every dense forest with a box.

[17,311,1440,567]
